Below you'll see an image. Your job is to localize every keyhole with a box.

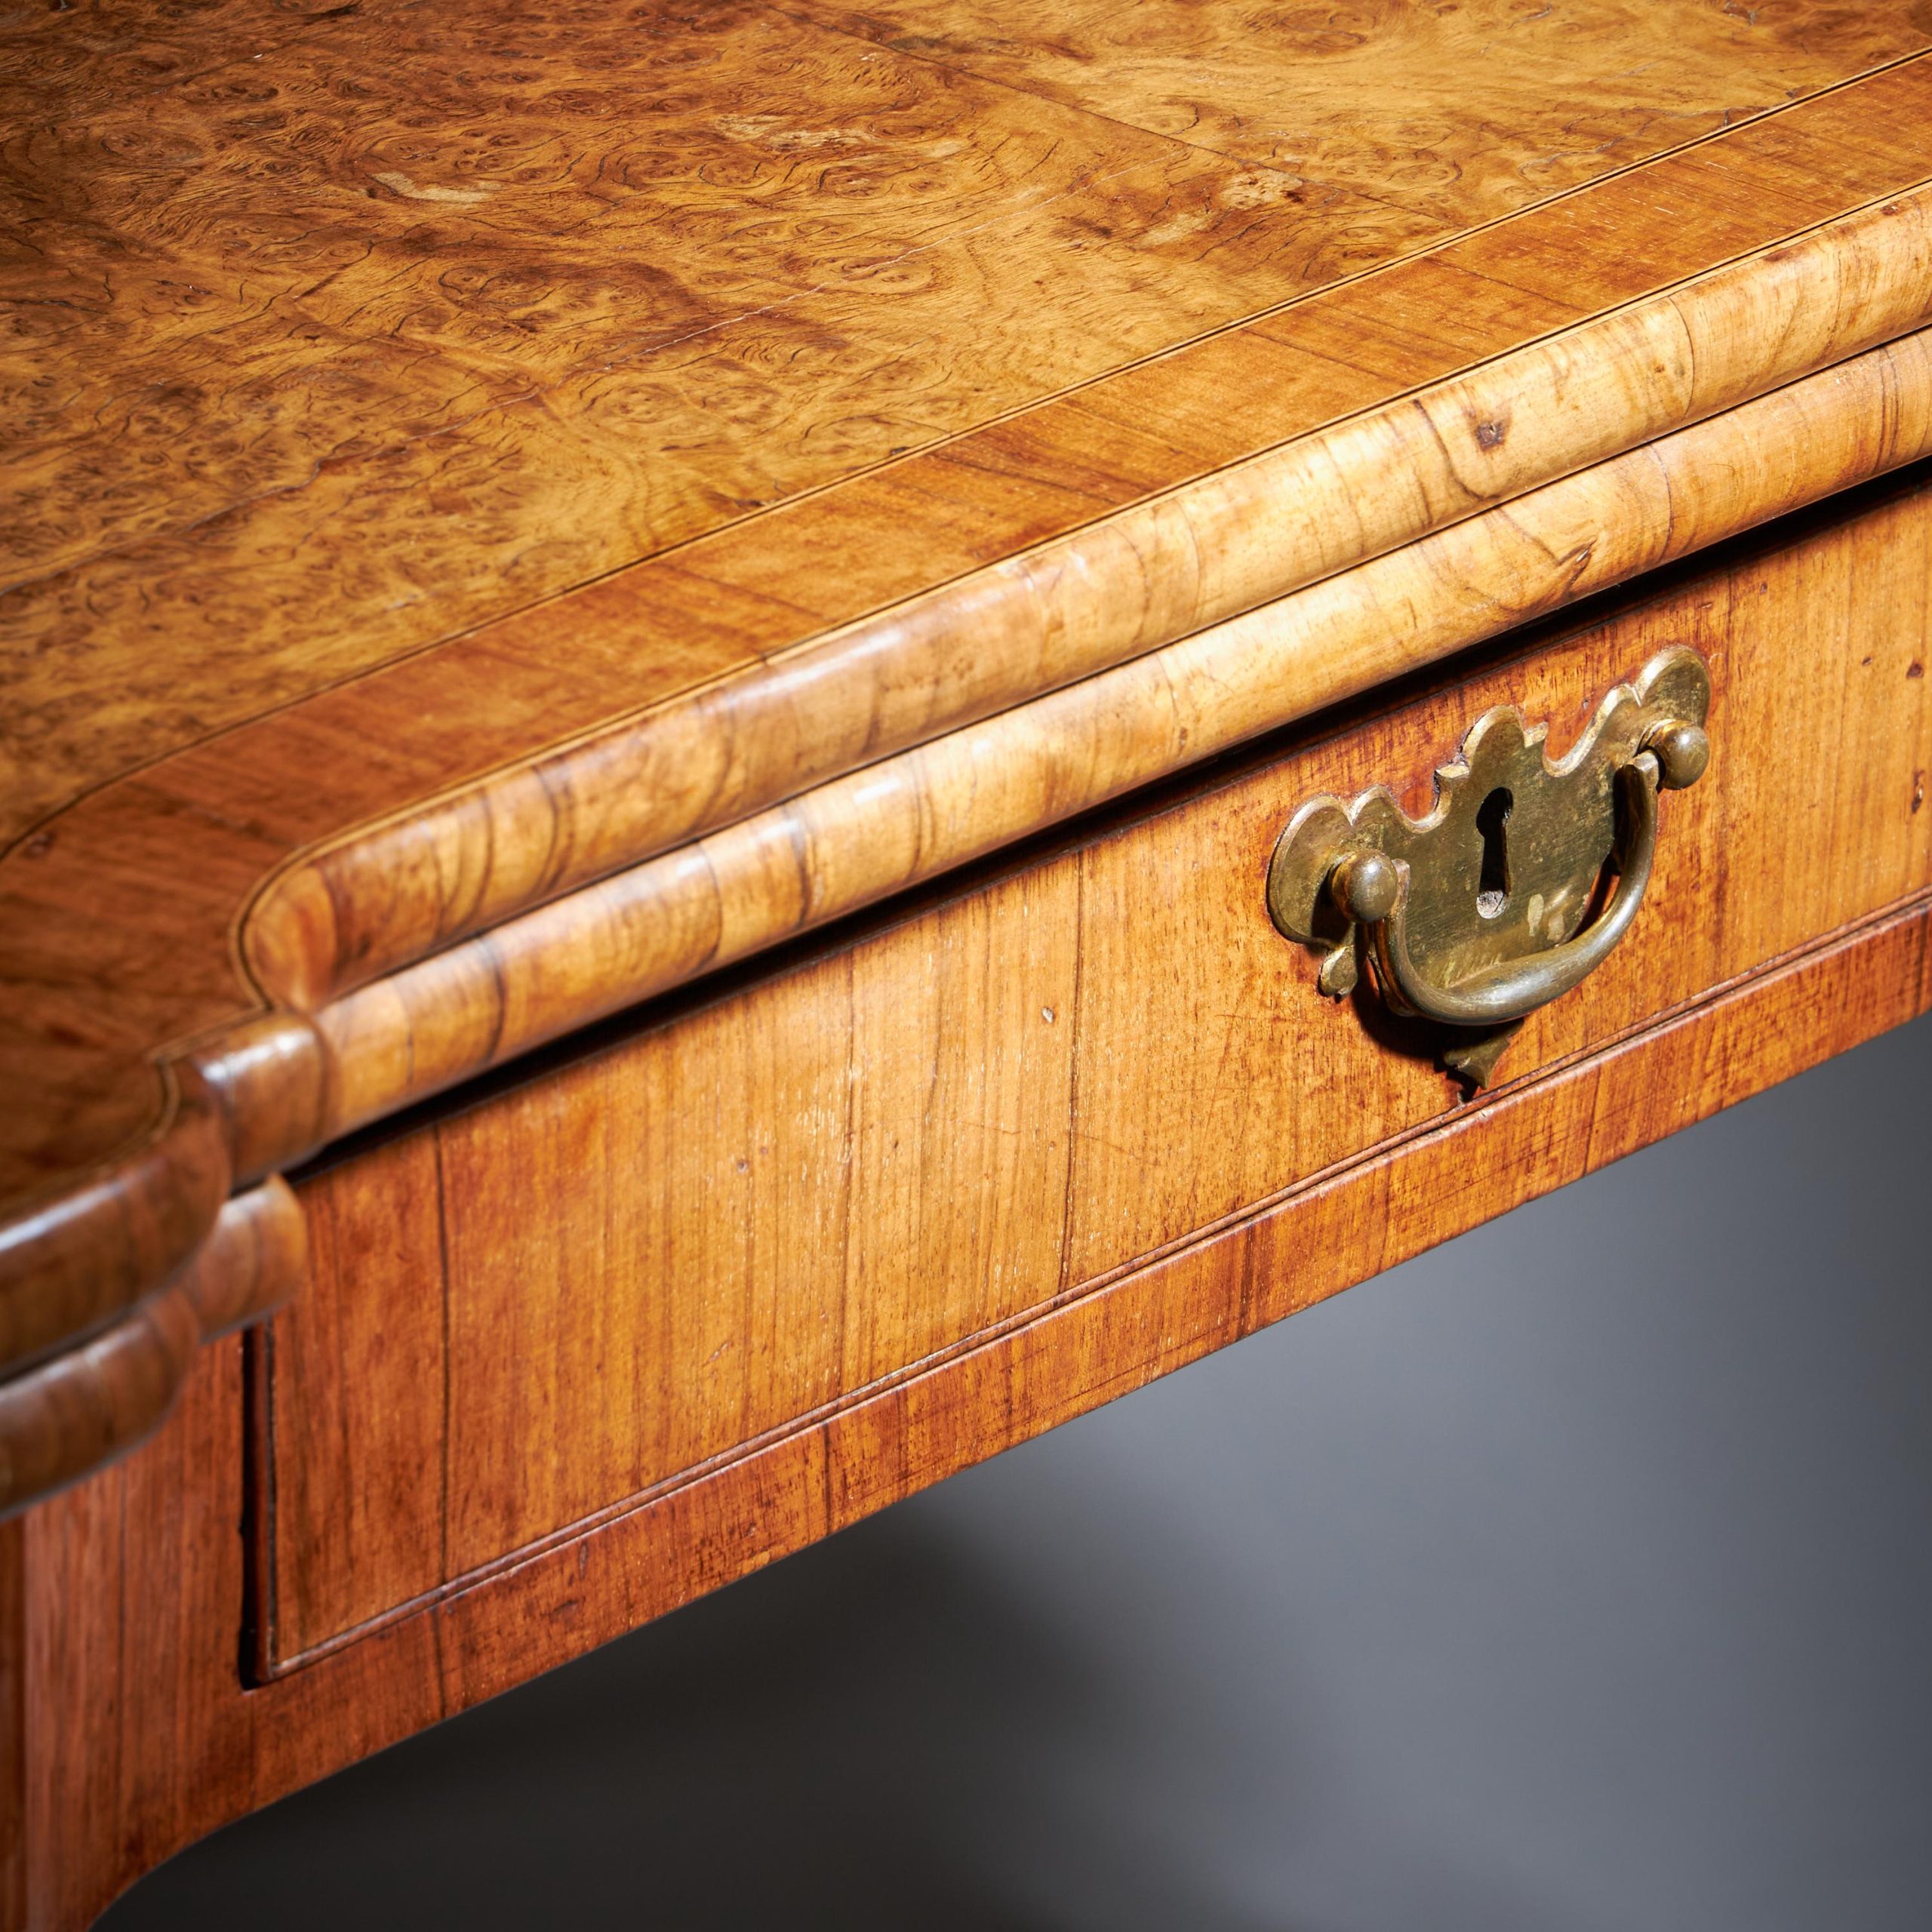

[1475,786,1512,918]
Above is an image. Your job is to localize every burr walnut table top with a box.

[8,0,1932,1512]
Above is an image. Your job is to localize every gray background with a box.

[105,1009,1932,1931]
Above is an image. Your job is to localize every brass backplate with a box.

[1267,647,1710,1078]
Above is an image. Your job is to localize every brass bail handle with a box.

[1324,720,1708,1029]
[1266,647,1714,1084]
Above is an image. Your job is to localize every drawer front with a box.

[260,472,1932,1672]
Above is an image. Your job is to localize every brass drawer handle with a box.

[1268,648,1711,1084]
[1349,754,1672,1026]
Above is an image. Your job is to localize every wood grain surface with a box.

[303,329,1932,1142]
[7,13,1932,1918]
[249,174,1932,1009]
[23,887,1932,1929]
[8,45,1932,1491]
[792,0,1932,219]
[5,461,1928,1918]
[260,468,1932,1666]
[0,1179,301,1524]
[7,301,1926,1518]
[8,1,1927,841]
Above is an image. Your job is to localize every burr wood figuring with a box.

[6,5,1932,1924]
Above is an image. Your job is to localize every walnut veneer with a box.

[5,4,1932,1923]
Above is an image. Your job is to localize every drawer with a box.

[257,469,1932,1680]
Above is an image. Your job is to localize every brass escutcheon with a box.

[1266,647,1712,1088]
